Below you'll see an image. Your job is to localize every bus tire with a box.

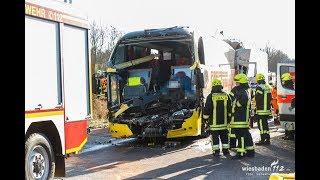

[25,133,55,180]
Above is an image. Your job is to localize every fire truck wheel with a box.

[25,133,55,180]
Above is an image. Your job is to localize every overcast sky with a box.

[73,0,295,59]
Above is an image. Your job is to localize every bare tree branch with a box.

[263,43,292,72]
[89,21,123,72]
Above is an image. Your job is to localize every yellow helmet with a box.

[281,73,292,81]
[212,79,222,87]
[234,73,248,84]
[255,73,265,81]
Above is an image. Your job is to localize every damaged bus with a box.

[105,27,253,139]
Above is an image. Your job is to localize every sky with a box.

[73,0,295,59]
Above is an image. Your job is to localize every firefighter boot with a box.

[231,149,246,160]
[265,134,271,145]
[222,149,230,156]
[287,131,295,140]
[255,141,266,146]
[282,130,294,140]
[255,134,267,146]
[246,150,255,157]
[264,139,271,145]
[213,151,220,157]
[231,154,245,160]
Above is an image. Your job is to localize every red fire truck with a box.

[25,0,92,179]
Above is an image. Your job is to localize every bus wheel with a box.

[25,133,55,180]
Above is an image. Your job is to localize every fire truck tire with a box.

[25,133,55,180]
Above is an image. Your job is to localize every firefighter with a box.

[281,73,295,140]
[254,73,272,145]
[100,77,107,97]
[229,73,255,159]
[98,70,107,98]
[248,82,256,129]
[203,79,232,157]
[282,73,294,90]
[270,82,280,125]
[228,85,238,150]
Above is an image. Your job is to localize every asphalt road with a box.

[61,122,295,180]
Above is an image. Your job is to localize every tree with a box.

[90,21,106,74]
[263,43,292,72]
[89,21,123,73]
[107,26,122,54]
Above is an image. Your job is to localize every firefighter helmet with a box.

[234,73,248,84]
[212,79,222,87]
[281,73,292,81]
[255,73,265,81]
